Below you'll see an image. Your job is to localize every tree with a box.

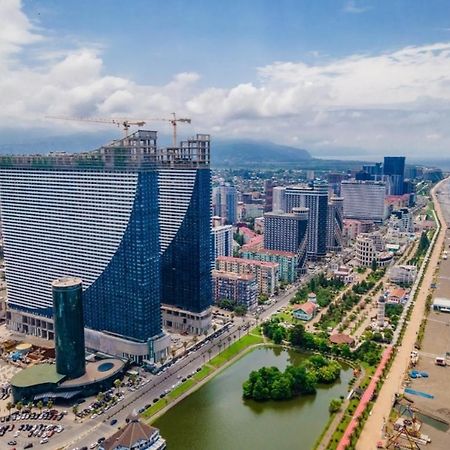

[329,398,343,414]
[6,401,12,417]
[16,401,23,413]
[114,378,122,394]
[371,258,378,272]
[36,400,44,413]
[72,405,79,417]
[27,402,34,411]
[46,399,54,410]
[289,324,305,347]
[97,392,105,402]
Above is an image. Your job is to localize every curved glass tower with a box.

[52,277,85,379]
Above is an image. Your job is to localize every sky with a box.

[1,0,450,160]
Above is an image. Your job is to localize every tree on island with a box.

[242,356,341,402]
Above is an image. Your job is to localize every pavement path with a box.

[356,177,449,450]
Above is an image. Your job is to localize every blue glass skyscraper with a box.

[0,131,212,361]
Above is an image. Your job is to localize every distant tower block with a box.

[377,296,386,328]
[52,277,86,379]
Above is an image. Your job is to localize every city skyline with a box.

[0,0,450,160]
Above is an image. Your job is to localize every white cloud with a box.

[343,1,371,14]
[1,1,450,158]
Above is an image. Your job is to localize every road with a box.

[356,177,449,450]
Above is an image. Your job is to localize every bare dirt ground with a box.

[356,178,449,450]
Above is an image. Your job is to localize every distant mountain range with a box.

[211,139,311,166]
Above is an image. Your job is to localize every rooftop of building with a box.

[51,276,82,288]
[0,130,210,171]
[61,358,125,388]
[212,224,233,232]
[238,226,257,238]
[241,235,264,251]
[11,363,65,388]
[241,247,297,258]
[212,270,255,281]
[264,207,309,218]
[102,416,159,450]
[388,288,407,298]
[293,301,317,315]
[216,255,279,268]
[329,333,355,345]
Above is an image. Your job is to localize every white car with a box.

[40,438,49,444]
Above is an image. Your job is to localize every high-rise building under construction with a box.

[0,130,212,362]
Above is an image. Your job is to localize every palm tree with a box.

[183,342,188,354]
[72,405,79,417]
[6,401,12,417]
[227,336,232,347]
[170,348,177,359]
[114,378,122,395]
[208,349,212,361]
[27,401,34,411]
[97,392,105,402]
[238,326,242,339]
[36,400,44,413]
[46,399,54,410]
[16,401,23,414]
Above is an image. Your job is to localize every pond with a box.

[154,346,353,450]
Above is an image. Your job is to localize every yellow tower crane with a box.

[46,113,191,145]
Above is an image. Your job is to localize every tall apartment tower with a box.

[0,130,211,362]
[211,225,233,260]
[264,207,309,273]
[212,185,237,224]
[341,180,386,222]
[285,182,329,260]
[264,180,274,212]
[383,156,405,195]
[272,186,286,213]
[327,197,344,252]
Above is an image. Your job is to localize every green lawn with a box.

[209,333,263,367]
[193,365,213,382]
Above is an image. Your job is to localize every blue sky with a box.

[2,0,450,159]
[24,0,450,86]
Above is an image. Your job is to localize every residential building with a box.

[264,207,308,273]
[383,156,406,195]
[293,301,318,321]
[240,248,299,284]
[212,270,258,310]
[386,288,408,305]
[212,185,237,224]
[264,179,274,212]
[341,180,386,222]
[216,256,278,296]
[254,216,264,234]
[285,181,329,260]
[343,219,374,242]
[212,225,233,259]
[390,208,414,233]
[327,197,343,252]
[100,416,166,450]
[0,131,210,361]
[272,186,286,213]
[388,265,417,285]
[333,266,354,284]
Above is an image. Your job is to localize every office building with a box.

[212,185,237,224]
[211,225,233,260]
[240,248,299,284]
[341,180,386,222]
[52,277,85,379]
[212,270,258,310]
[383,156,405,195]
[0,130,211,361]
[263,207,308,274]
[216,256,278,296]
[327,173,345,196]
[327,197,344,252]
[285,182,329,260]
[272,186,286,213]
